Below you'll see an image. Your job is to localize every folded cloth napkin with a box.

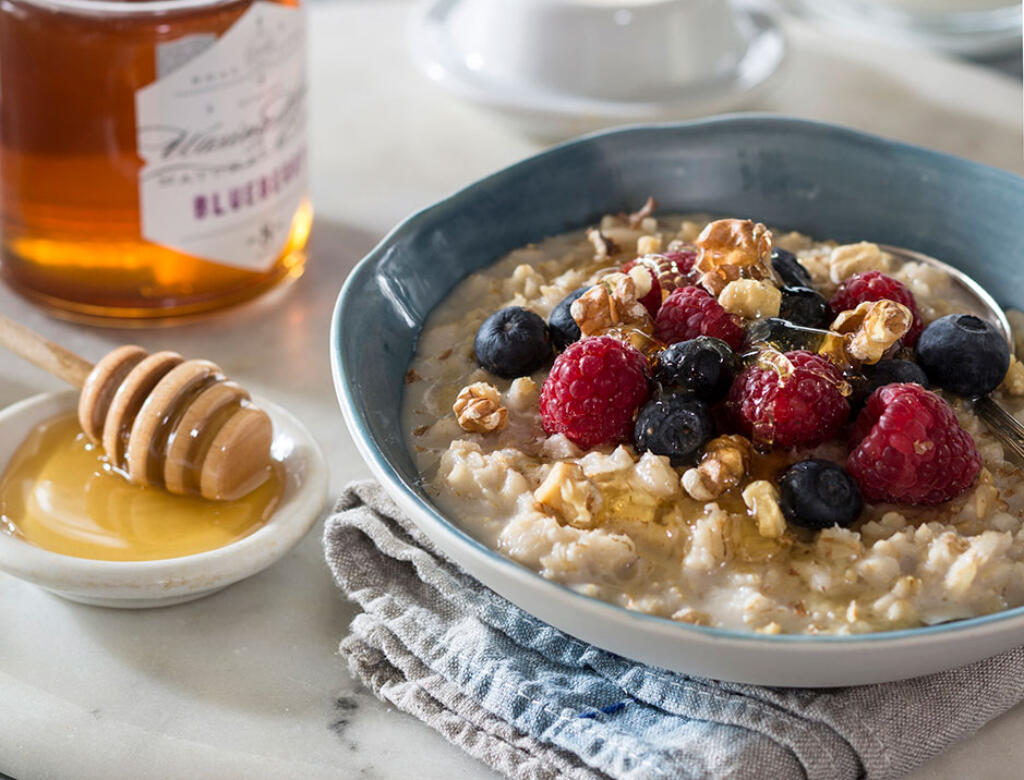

[324,481,1024,780]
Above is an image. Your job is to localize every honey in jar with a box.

[0,0,311,321]
[0,413,284,561]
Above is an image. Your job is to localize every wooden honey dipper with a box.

[0,314,273,502]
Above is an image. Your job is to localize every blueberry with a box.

[915,314,1010,397]
[778,460,863,530]
[778,286,831,329]
[548,288,587,351]
[852,358,929,409]
[474,307,551,379]
[771,248,812,289]
[633,394,715,466]
[654,337,739,401]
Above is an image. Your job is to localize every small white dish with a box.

[408,0,786,138]
[0,391,328,608]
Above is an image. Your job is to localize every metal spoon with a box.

[881,245,1024,463]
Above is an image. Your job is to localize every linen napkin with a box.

[324,481,1024,780]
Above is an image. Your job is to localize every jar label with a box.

[135,2,307,272]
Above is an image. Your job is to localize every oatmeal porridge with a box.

[403,205,1024,635]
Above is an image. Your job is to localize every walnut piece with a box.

[586,228,618,261]
[694,219,774,295]
[718,279,782,320]
[681,435,753,501]
[831,300,912,364]
[636,234,662,256]
[506,376,538,412]
[626,196,657,229]
[570,273,654,341]
[1000,357,1024,397]
[828,242,892,283]
[533,462,602,529]
[742,480,787,539]
[453,382,508,433]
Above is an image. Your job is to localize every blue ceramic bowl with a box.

[331,116,1024,685]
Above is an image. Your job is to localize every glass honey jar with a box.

[0,0,311,321]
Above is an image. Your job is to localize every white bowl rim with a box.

[330,114,1024,650]
[407,0,787,119]
[0,390,328,596]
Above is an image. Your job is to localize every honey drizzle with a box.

[0,413,283,561]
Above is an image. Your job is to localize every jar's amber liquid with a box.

[0,0,310,322]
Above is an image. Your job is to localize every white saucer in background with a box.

[408,0,786,139]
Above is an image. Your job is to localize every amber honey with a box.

[0,0,310,321]
[0,413,284,561]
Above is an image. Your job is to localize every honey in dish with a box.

[0,413,284,561]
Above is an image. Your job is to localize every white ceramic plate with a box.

[0,391,328,608]
[408,0,786,138]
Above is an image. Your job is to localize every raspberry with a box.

[654,249,698,289]
[623,249,699,317]
[847,383,980,505]
[539,336,650,449]
[654,286,744,350]
[829,271,923,346]
[728,350,850,448]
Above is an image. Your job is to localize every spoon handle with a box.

[0,313,94,389]
[974,395,1024,464]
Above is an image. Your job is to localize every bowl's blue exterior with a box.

[331,115,1024,644]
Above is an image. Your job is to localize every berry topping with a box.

[778,459,863,530]
[847,383,981,505]
[549,288,588,351]
[770,248,813,289]
[829,271,923,346]
[654,337,739,401]
[539,335,650,449]
[915,314,1011,398]
[852,358,929,409]
[621,260,663,317]
[728,350,851,449]
[633,394,715,466]
[627,249,698,295]
[778,286,831,329]
[474,307,552,379]
[654,286,744,351]
[656,249,698,283]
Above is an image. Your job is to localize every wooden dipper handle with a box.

[0,314,273,502]
[0,312,94,389]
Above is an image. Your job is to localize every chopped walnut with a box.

[828,242,892,283]
[742,480,787,539]
[972,468,1005,520]
[694,219,774,295]
[586,228,618,261]
[626,196,657,229]
[570,273,654,341]
[718,279,782,320]
[831,300,912,364]
[506,376,538,412]
[533,462,602,529]
[1000,357,1024,397]
[681,435,753,501]
[636,235,663,256]
[453,382,508,434]
[623,266,653,298]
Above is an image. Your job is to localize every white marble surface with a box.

[0,2,1021,778]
